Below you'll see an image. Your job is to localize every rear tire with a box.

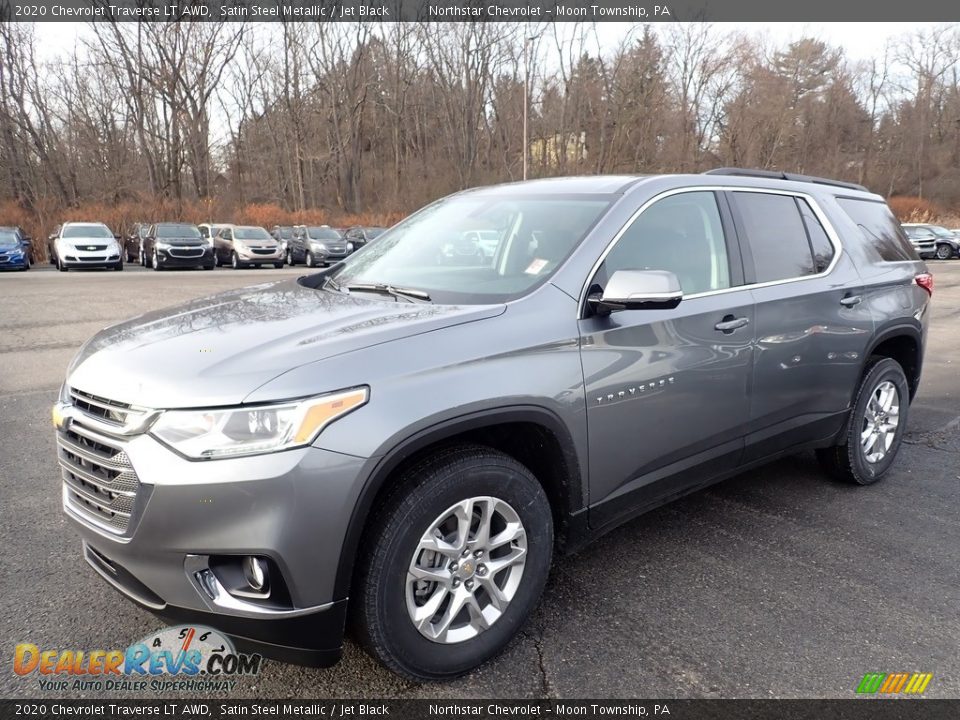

[816,357,910,485]
[354,445,553,681]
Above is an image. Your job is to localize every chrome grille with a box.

[58,422,140,535]
[69,388,142,428]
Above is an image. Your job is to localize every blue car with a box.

[0,228,31,271]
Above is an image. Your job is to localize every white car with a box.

[53,222,123,272]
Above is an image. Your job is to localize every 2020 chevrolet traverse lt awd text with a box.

[55,170,929,681]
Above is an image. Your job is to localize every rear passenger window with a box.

[797,199,835,272]
[732,192,815,282]
[836,197,916,262]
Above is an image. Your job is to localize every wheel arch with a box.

[863,322,923,399]
[332,405,584,600]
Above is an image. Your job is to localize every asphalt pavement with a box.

[1,262,959,699]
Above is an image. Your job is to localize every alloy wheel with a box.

[861,380,900,463]
[406,496,527,644]
[936,244,952,260]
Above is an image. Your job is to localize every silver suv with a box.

[55,170,930,680]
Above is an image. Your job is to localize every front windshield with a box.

[331,194,612,303]
[277,227,293,239]
[63,225,113,239]
[156,224,201,239]
[0,231,18,246]
[928,226,954,238]
[308,227,341,240]
[234,227,271,240]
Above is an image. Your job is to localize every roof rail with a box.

[703,167,869,193]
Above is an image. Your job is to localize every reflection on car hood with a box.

[66,278,504,409]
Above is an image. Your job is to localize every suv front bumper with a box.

[156,245,215,267]
[58,411,368,667]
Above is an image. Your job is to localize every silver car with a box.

[52,222,123,271]
[55,171,929,681]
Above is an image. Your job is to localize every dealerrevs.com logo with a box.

[13,625,261,693]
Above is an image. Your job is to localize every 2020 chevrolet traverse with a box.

[55,170,930,681]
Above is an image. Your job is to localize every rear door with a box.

[727,190,874,462]
[580,190,756,530]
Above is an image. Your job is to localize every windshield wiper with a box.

[344,283,432,302]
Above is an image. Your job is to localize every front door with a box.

[579,190,755,532]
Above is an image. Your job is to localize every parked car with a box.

[140,222,214,271]
[50,222,123,271]
[0,227,31,270]
[271,226,294,257]
[198,223,228,245]
[288,225,347,267]
[0,225,34,264]
[55,170,929,681]
[901,223,959,259]
[343,226,386,252]
[124,223,150,264]
[901,225,937,259]
[213,225,284,269]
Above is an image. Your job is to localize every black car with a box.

[140,222,215,271]
[288,225,348,267]
[0,226,33,266]
[343,226,386,251]
[125,223,150,263]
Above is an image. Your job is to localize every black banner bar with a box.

[2,700,960,720]
[2,0,960,23]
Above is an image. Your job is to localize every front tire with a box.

[152,250,162,271]
[57,256,68,272]
[286,249,295,266]
[354,445,553,681]
[936,243,953,260]
[231,252,242,270]
[114,261,123,271]
[816,357,910,485]
[305,251,315,268]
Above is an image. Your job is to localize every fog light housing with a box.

[242,555,269,593]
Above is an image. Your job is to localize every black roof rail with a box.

[703,167,869,193]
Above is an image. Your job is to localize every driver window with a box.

[600,191,731,296]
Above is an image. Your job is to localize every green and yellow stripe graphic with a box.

[856,672,932,694]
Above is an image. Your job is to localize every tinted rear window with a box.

[836,198,916,262]
[732,192,815,283]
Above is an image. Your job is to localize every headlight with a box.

[150,387,369,459]
[156,241,172,250]
[310,241,327,251]
[346,242,354,252]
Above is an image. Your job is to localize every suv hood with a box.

[67,278,504,409]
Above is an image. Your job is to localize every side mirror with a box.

[588,269,682,315]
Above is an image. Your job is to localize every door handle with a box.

[714,315,750,333]
[840,294,862,307]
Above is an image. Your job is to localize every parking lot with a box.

[1,262,959,699]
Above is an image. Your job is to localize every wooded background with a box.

[2,21,960,252]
